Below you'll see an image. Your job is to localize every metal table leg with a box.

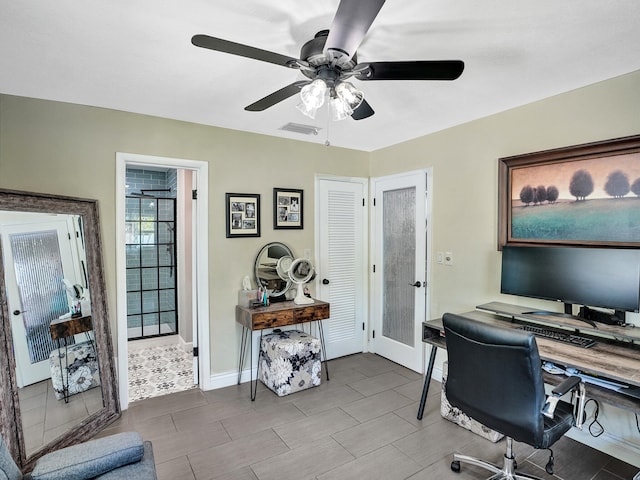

[250,330,263,401]
[237,326,249,385]
[316,320,330,381]
[417,345,438,420]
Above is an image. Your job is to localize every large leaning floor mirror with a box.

[0,189,120,471]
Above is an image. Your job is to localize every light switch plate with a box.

[444,252,453,266]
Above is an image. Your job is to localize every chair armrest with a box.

[551,375,582,396]
[29,432,144,480]
[542,375,586,429]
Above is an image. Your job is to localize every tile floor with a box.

[128,341,196,402]
[18,379,102,456]
[100,353,639,480]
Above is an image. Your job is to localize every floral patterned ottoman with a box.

[49,340,100,400]
[259,329,321,396]
[441,361,504,442]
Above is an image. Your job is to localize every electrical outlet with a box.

[444,252,453,266]
[436,252,444,264]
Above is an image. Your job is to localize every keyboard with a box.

[518,324,596,348]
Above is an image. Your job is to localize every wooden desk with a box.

[49,315,94,403]
[50,315,93,340]
[417,305,640,420]
[235,300,330,400]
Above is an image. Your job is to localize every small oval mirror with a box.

[254,242,293,298]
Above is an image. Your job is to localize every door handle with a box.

[409,281,422,288]
[12,310,25,316]
[322,279,330,285]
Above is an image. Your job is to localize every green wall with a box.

[0,95,369,375]
[1,69,639,462]
[370,70,640,320]
[369,69,640,463]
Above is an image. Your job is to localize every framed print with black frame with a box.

[273,188,303,229]
[226,193,260,238]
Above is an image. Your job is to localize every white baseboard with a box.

[178,337,193,354]
[207,367,256,390]
[566,428,640,468]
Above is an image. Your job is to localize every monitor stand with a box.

[522,304,598,329]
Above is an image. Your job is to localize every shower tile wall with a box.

[125,169,177,199]
[126,168,177,340]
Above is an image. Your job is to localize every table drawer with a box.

[294,303,330,323]
[252,309,295,330]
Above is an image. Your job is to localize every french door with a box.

[1,219,79,386]
[371,171,430,372]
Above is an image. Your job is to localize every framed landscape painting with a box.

[498,135,640,249]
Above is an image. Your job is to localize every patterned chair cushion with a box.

[259,329,321,396]
[49,341,100,400]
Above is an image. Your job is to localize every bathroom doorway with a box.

[116,153,210,410]
[125,170,178,339]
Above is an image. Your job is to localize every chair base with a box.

[451,437,544,480]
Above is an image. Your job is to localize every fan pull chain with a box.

[325,105,331,146]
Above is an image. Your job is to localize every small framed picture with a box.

[273,188,303,229]
[226,193,260,238]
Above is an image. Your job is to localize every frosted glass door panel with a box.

[382,187,416,347]
[372,171,428,373]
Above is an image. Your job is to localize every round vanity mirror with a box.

[254,242,294,298]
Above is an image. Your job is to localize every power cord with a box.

[582,399,604,437]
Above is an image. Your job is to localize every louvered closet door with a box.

[317,178,367,359]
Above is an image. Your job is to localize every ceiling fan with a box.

[192,0,464,121]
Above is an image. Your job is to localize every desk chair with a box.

[443,312,586,480]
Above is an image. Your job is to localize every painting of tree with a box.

[498,135,640,247]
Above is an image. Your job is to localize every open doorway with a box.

[116,153,209,410]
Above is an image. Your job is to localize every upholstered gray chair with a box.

[443,312,586,480]
[0,432,157,480]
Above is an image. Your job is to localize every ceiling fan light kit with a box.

[192,0,464,122]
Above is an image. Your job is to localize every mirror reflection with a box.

[254,242,294,299]
[0,210,102,456]
[0,189,119,472]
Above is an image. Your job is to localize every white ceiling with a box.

[1,1,639,152]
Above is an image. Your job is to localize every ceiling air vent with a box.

[279,123,321,136]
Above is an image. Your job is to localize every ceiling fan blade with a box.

[245,81,309,111]
[192,34,307,69]
[324,0,386,61]
[351,99,374,120]
[355,60,464,81]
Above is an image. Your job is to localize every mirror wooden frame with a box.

[0,189,120,470]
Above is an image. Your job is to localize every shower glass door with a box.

[126,196,177,339]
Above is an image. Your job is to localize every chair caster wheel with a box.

[451,460,461,473]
